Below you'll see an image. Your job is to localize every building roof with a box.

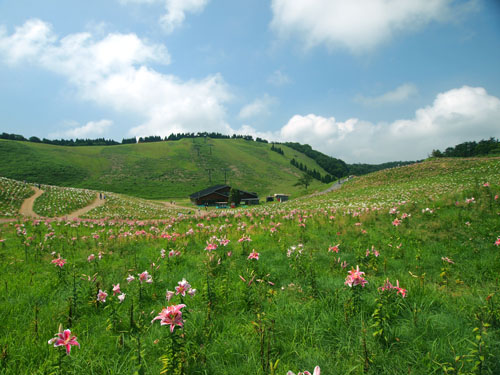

[189,185,230,199]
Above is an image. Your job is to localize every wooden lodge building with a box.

[189,185,259,206]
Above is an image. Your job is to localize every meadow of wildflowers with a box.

[0,177,34,217]
[33,185,96,217]
[0,157,499,374]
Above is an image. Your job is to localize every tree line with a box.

[0,132,264,146]
[0,133,120,146]
[282,142,349,178]
[290,158,334,183]
[431,138,500,158]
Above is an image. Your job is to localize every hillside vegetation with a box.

[0,138,330,199]
[0,157,498,374]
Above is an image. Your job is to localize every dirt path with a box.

[19,186,44,218]
[61,193,106,220]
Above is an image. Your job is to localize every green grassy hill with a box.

[0,138,331,199]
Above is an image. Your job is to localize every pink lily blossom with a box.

[205,242,218,251]
[87,254,95,262]
[328,244,339,253]
[117,293,126,303]
[138,271,153,284]
[126,274,135,283]
[495,237,500,246]
[345,265,368,288]
[248,250,260,260]
[51,256,66,268]
[441,256,455,264]
[97,289,108,303]
[48,328,80,355]
[238,235,252,243]
[151,304,187,333]
[379,278,407,298]
[166,290,175,301]
[112,284,121,296]
[287,366,320,375]
[175,278,191,296]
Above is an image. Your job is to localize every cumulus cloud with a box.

[267,69,291,86]
[238,94,277,120]
[277,86,500,163]
[0,19,231,138]
[160,0,210,33]
[270,0,473,52]
[0,19,56,63]
[118,0,209,33]
[52,119,113,139]
[356,83,418,106]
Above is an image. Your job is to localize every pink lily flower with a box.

[345,265,368,287]
[97,289,108,303]
[166,290,175,301]
[151,304,187,333]
[118,293,126,303]
[175,278,191,296]
[287,366,320,375]
[51,256,66,268]
[48,328,80,355]
[112,284,121,296]
[205,242,218,251]
[247,250,260,260]
[328,244,339,253]
[138,271,153,284]
[126,274,135,283]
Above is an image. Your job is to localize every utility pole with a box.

[206,168,214,183]
[193,144,201,157]
[221,168,230,184]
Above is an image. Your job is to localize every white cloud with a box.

[52,119,113,139]
[160,0,210,33]
[356,83,418,106]
[270,0,473,52]
[117,0,209,33]
[238,94,277,120]
[267,69,291,86]
[0,19,55,63]
[0,19,231,138]
[277,86,500,163]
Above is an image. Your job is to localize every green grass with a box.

[0,138,330,200]
[0,157,499,374]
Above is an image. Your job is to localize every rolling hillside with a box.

[0,138,332,199]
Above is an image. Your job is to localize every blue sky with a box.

[0,0,499,163]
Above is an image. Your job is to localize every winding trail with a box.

[304,176,352,199]
[59,193,106,220]
[0,190,107,223]
[19,186,44,218]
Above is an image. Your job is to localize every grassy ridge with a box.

[0,138,330,199]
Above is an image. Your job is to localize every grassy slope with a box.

[0,158,498,373]
[0,138,329,199]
